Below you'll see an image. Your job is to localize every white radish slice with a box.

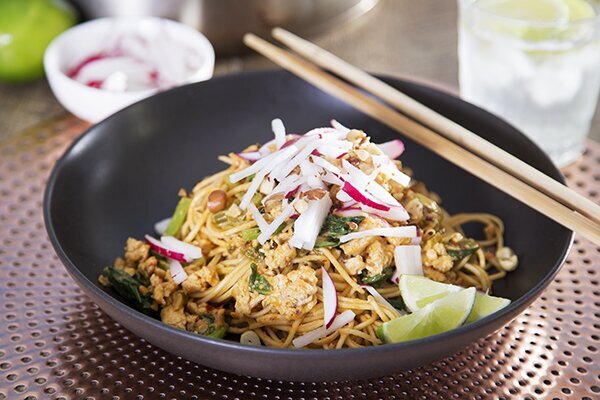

[239,145,299,210]
[359,203,410,221]
[377,139,405,159]
[161,236,202,260]
[321,267,338,329]
[292,310,356,348]
[290,195,332,250]
[145,234,187,262]
[257,200,297,244]
[394,245,423,277]
[237,151,263,161]
[360,285,402,317]
[322,171,344,186]
[330,119,350,133]
[379,162,411,187]
[272,118,286,149]
[342,160,401,207]
[342,181,390,211]
[154,217,171,235]
[248,203,269,232]
[339,226,417,243]
[168,259,188,285]
[334,207,364,217]
[240,330,262,346]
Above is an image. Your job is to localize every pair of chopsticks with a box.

[243,29,600,246]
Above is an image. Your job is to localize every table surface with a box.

[0,0,598,143]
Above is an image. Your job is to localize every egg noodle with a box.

[100,120,518,349]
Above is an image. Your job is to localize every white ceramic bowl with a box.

[44,17,214,123]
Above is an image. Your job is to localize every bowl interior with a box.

[44,70,571,379]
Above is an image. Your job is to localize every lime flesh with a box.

[398,275,511,323]
[466,292,511,323]
[378,287,476,343]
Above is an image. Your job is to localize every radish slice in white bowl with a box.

[321,267,338,328]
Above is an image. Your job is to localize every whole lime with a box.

[0,0,77,82]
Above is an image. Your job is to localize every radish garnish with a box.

[394,245,423,277]
[168,259,188,285]
[257,200,297,244]
[272,118,286,149]
[379,163,411,187]
[321,267,338,328]
[339,226,417,243]
[154,217,171,235]
[145,234,187,262]
[322,171,343,186]
[292,310,356,348]
[160,236,202,261]
[248,203,269,232]
[377,139,405,159]
[290,195,332,250]
[237,151,263,162]
[334,207,364,217]
[310,155,342,175]
[342,160,401,207]
[360,285,402,317]
[330,119,350,134]
[342,181,390,211]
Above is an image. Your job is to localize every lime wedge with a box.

[563,0,597,20]
[466,292,511,323]
[398,275,511,322]
[377,287,476,343]
[399,275,461,312]
[477,0,570,23]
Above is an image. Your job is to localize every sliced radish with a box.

[360,285,402,317]
[238,145,299,210]
[330,119,350,134]
[321,267,338,328]
[360,203,410,221]
[322,171,343,186]
[290,195,332,250]
[339,226,417,243]
[271,118,286,149]
[310,155,342,175]
[378,162,411,187]
[377,139,405,159]
[394,245,423,276]
[160,236,202,260]
[342,181,389,211]
[292,310,356,348]
[257,200,297,244]
[168,259,188,284]
[334,207,364,217]
[237,151,263,162]
[145,234,187,262]
[342,160,401,207]
[154,217,171,235]
[248,203,269,233]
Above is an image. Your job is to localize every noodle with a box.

[99,121,518,349]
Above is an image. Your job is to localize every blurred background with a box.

[0,0,599,152]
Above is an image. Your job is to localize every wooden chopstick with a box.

[243,33,600,246]
[271,27,600,226]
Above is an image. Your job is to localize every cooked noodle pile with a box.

[100,120,518,349]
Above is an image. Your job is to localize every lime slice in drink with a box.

[399,274,461,312]
[466,292,511,323]
[399,275,511,322]
[477,0,570,23]
[563,0,597,20]
[377,287,476,343]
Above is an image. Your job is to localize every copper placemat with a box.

[0,115,598,399]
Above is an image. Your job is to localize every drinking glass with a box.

[458,0,600,166]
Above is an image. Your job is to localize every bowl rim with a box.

[43,15,215,95]
[43,69,574,359]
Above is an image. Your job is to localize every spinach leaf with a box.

[315,215,365,247]
[102,267,155,315]
[249,263,271,295]
[359,267,393,288]
[198,313,228,339]
[446,238,479,260]
[242,222,287,242]
[320,215,365,239]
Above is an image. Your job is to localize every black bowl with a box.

[44,70,572,381]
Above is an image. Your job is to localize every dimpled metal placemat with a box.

[0,115,598,400]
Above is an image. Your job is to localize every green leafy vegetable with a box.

[102,267,155,315]
[446,238,479,260]
[359,267,393,287]
[249,263,271,295]
[206,326,228,339]
[197,313,228,339]
[315,215,365,247]
[164,197,191,236]
[241,223,287,242]
[243,247,265,262]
